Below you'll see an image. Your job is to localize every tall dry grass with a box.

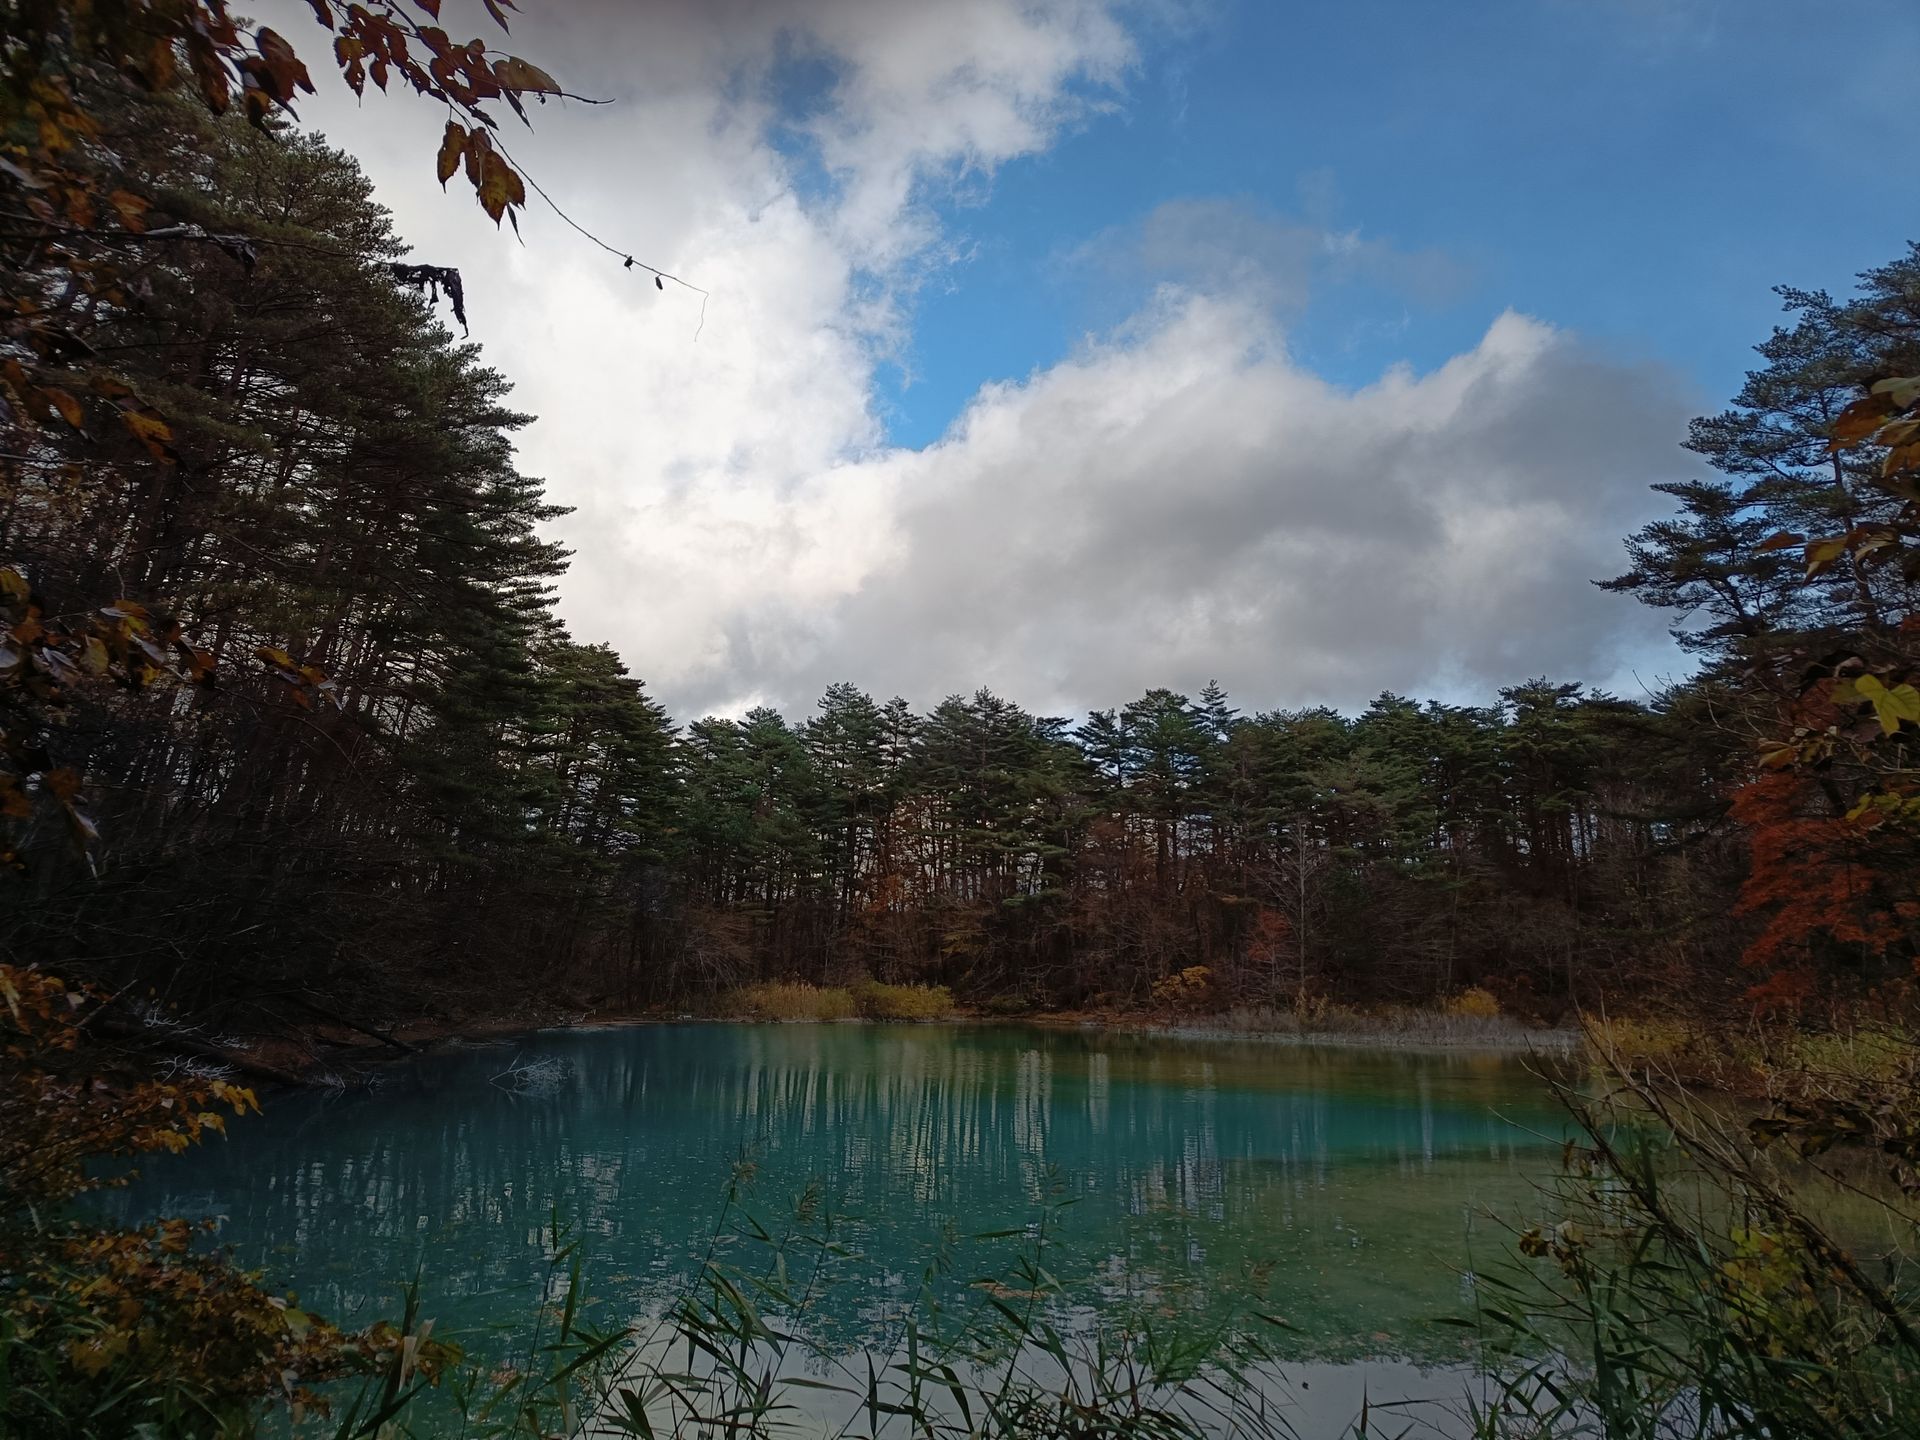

[851,979,955,1021]
[720,982,858,1022]
[716,979,956,1023]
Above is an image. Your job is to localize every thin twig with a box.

[496,138,710,341]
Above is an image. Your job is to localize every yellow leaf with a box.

[476,149,526,224]
[1871,375,1920,408]
[68,1329,129,1376]
[436,120,466,187]
[493,55,561,94]
[462,125,490,187]
[1831,396,1893,451]
[1855,674,1920,735]
[108,188,149,232]
[1803,534,1849,576]
[121,409,170,442]
[1882,441,1920,478]
[121,408,176,460]
[43,387,83,427]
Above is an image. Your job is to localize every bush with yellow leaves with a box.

[851,979,956,1021]
[0,965,418,1438]
[1149,966,1216,1013]
[1442,986,1502,1020]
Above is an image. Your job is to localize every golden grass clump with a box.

[1584,1014,1702,1082]
[851,980,956,1021]
[1149,966,1215,1012]
[1442,986,1502,1020]
[725,982,858,1022]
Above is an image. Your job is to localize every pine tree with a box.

[1609,252,1920,659]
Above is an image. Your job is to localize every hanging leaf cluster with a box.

[1790,374,1920,583]
[4,0,560,223]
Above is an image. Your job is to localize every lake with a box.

[111,1023,1572,1436]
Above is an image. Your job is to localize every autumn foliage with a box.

[1,967,258,1205]
[1730,770,1919,1012]
[0,965,370,1433]
[1721,356,1920,1015]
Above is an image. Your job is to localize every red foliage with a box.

[1730,772,1918,1013]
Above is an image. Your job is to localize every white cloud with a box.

[269,0,1691,721]
[756,297,1695,716]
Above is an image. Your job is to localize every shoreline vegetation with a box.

[207,981,1920,1097]
[202,1000,1581,1090]
[207,984,1738,1087]
[215,976,1577,1077]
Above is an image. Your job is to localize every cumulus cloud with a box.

[268,0,1692,722]
[754,295,1695,716]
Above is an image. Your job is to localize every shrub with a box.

[851,980,956,1021]
[0,965,389,1438]
[1149,966,1215,1012]
[1786,1023,1912,1085]
[722,982,857,1022]
[1585,1014,1691,1065]
[1293,991,1362,1028]
[1443,985,1502,1020]
[982,992,1036,1016]
[1478,1054,1920,1439]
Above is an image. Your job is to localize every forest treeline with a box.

[4,61,1918,1035]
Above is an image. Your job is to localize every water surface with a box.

[115,1023,1570,1433]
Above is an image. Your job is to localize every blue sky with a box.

[874,0,1919,449]
[317,0,1919,717]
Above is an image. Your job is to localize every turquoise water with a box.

[111,1023,1570,1433]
